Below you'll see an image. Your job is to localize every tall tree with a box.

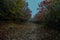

[34,0,60,29]
[0,0,31,22]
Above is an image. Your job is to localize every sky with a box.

[26,0,43,17]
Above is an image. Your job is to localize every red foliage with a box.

[42,1,47,4]
[34,0,52,21]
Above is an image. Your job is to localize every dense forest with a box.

[33,0,60,30]
[0,0,60,40]
[0,0,31,23]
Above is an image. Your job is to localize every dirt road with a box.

[0,23,39,40]
[0,22,60,40]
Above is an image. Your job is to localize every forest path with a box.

[23,23,38,40]
[0,22,39,40]
[0,22,60,40]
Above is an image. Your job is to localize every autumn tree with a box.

[34,0,60,30]
[33,0,49,24]
[45,0,60,29]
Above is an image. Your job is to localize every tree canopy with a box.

[0,0,31,22]
[33,0,60,30]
